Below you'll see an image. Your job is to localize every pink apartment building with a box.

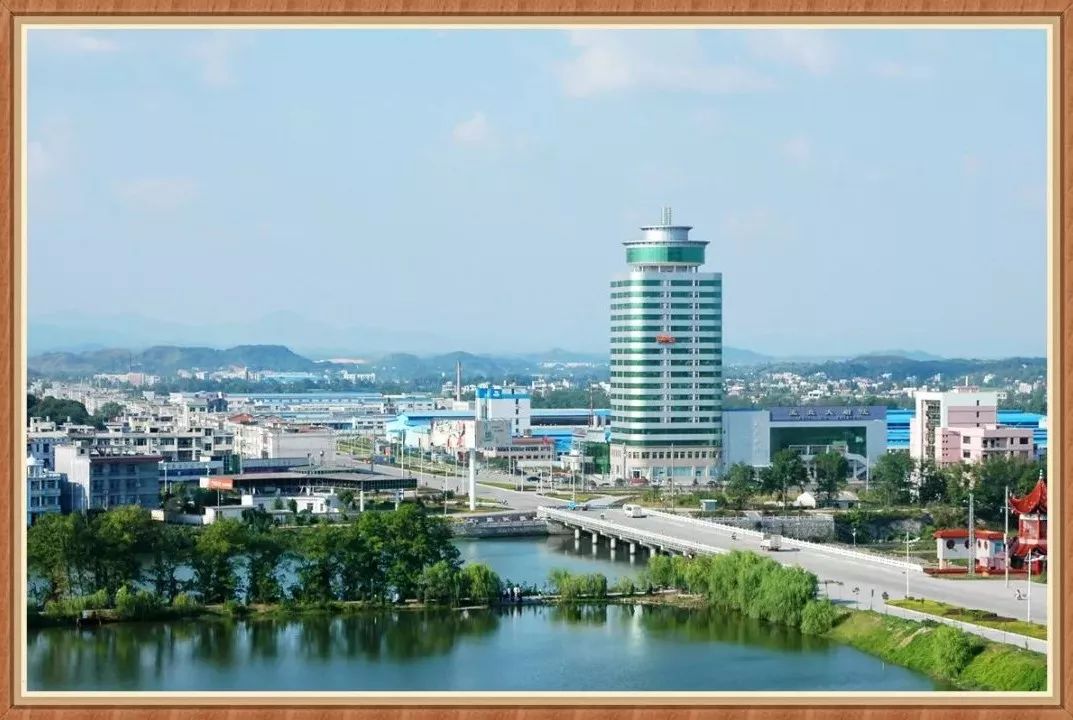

[910,387,1035,466]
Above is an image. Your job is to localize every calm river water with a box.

[26,536,944,692]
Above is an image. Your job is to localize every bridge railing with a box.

[538,507,723,557]
[643,509,924,573]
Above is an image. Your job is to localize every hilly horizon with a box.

[27,342,1048,381]
[27,312,1043,362]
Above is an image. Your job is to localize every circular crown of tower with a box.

[624,207,708,266]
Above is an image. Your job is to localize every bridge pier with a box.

[610,537,617,550]
[591,531,599,544]
[574,528,580,540]
[629,542,636,556]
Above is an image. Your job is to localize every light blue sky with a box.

[26,27,1048,357]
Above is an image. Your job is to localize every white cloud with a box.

[27,119,74,180]
[872,61,934,80]
[559,30,773,98]
[117,177,198,211]
[746,30,836,75]
[36,30,120,54]
[452,112,491,145]
[190,32,250,88]
[781,136,812,166]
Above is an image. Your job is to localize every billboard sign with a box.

[769,406,887,422]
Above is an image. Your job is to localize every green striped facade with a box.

[609,273,724,453]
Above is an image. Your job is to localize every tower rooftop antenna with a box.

[662,206,673,226]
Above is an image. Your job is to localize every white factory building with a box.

[722,406,889,480]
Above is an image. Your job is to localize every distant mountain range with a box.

[27,313,982,365]
[27,341,1046,382]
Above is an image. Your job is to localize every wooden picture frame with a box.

[1,3,1068,718]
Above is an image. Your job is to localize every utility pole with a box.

[671,442,676,512]
[1004,485,1010,588]
[968,492,975,576]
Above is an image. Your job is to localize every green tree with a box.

[460,563,502,604]
[147,523,193,602]
[872,451,915,507]
[294,524,344,603]
[723,463,758,509]
[337,489,356,511]
[90,506,156,599]
[93,402,126,423]
[191,519,245,604]
[915,459,948,506]
[800,599,840,635]
[242,523,288,605]
[942,463,971,506]
[378,505,460,600]
[645,555,679,589]
[813,451,849,505]
[337,515,385,601]
[417,560,461,604]
[27,396,93,426]
[970,456,1043,522]
[765,449,808,507]
[26,513,95,600]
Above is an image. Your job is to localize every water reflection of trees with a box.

[28,610,501,690]
[27,625,168,690]
[635,606,830,653]
[549,604,609,626]
[286,610,501,664]
[539,603,829,654]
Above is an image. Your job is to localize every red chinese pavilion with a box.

[1009,475,1047,574]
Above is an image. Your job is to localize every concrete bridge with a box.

[538,506,720,558]
[537,505,1048,653]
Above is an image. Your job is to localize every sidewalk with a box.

[872,602,1047,654]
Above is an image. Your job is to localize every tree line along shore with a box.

[26,505,1045,692]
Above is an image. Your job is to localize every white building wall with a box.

[721,410,771,469]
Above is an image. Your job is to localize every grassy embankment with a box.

[887,598,1047,641]
[827,611,1046,691]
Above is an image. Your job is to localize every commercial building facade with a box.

[609,210,723,484]
[909,387,1035,466]
[722,406,887,479]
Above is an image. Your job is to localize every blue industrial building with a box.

[886,409,1046,453]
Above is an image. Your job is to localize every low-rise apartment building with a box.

[26,456,63,525]
[54,445,162,511]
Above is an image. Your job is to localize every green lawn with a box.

[888,598,1047,640]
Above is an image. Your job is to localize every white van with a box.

[623,504,646,518]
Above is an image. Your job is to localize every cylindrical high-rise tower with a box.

[609,208,723,486]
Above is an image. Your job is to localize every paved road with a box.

[356,460,578,511]
[554,508,1048,637]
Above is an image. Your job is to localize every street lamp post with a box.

[852,528,857,550]
[903,532,920,598]
[1026,553,1043,624]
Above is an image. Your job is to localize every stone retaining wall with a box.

[704,514,836,541]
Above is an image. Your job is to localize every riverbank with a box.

[887,597,1047,641]
[825,610,1046,691]
[32,590,1045,692]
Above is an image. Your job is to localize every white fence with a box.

[643,509,925,573]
